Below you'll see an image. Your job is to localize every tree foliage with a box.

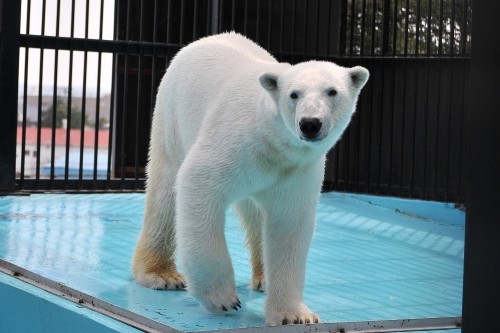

[41,98,88,129]
[344,0,472,56]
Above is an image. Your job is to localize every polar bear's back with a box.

[174,32,277,66]
[155,33,280,155]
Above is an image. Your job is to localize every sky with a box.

[19,0,116,96]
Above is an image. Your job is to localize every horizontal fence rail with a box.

[5,0,469,202]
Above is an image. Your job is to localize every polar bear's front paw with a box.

[192,284,241,314]
[266,303,319,326]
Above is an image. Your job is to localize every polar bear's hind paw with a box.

[135,270,187,290]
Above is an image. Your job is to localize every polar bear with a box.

[132,32,369,326]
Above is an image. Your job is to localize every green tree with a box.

[41,97,88,129]
[344,0,472,56]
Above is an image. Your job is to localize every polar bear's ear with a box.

[259,72,279,98]
[348,66,370,91]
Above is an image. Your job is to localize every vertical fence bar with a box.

[243,0,248,36]
[450,0,455,55]
[64,0,76,182]
[180,0,185,44]
[255,0,260,43]
[302,0,309,56]
[35,0,47,183]
[19,0,32,187]
[370,0,377,55]
[461,0,467,56]
[415,0,420,54]
[438,0,443,55]
[426,0,431,55]
[392,0,398,55]
[79,0,90,183]
[0,0,21,191]
[359,0,366,55]
[462,1,500,330]
[404,0,409,55]
[93,0,105,183]
[49,0,61,185]
[193,0,199,40]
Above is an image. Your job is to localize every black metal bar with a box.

[290,0,296,58]
[19,0,32,186]
[314,0,320,56]
[462,1,500,330]
[404,0,409,55]
[106,52,116,184]
[19,45,29,185]
[278,0,284,57]
[349,0,355,55]
[166,0,172,49]
[193,0,199,40]
[49,0,61,185]
[415,0,420,54]
[266,0,272,51]
[0,0,21,191]
[92,0,105,183]
[450,0,455,55]
[230,0,235,31]
[359,0,366,55]
[64,0,76,183]
[426,0,431,55]
[370,0,376,55]
[392,0,398,55]
[302,0,309,56]
[78,0,90,184]
[18,35,183,57]
[461,0,467,55]
[33,0,47,186]
[381,0,390,55]
[243,0,248,36]
[255,0,260,43]
[438,0,443,55]
[17,179,145,192]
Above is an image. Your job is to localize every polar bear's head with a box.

[259,61,369,148]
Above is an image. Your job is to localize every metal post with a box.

[0,0,21,192]
[211,0,219,35]
[462,1,500,332]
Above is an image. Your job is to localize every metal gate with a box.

[1,0,471,203]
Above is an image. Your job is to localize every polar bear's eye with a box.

[327,89,337,97]
[290,92,299,100]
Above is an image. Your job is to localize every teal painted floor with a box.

[0,192,464,332]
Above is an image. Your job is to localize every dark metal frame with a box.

[2,0,499,332]
[0,0,21,192]
[462,1,500,332]
[3,0,471,203]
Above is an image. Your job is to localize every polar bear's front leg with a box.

[175,161,241,314]
[258,176,322,325]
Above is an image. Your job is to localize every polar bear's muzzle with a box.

[299,117,324,141]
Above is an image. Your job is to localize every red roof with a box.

[17,127,109,148]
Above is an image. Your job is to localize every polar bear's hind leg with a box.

[132,135,186,290]
[235,199,265,292]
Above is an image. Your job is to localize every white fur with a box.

[133,32,369,326]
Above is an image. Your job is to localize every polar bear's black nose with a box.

[299,117,322,140]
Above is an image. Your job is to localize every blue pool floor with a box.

[0,192,464,332]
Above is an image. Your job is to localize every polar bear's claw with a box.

[266,304,320,326]
[195,287,241,314]
[251,274,265,292]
